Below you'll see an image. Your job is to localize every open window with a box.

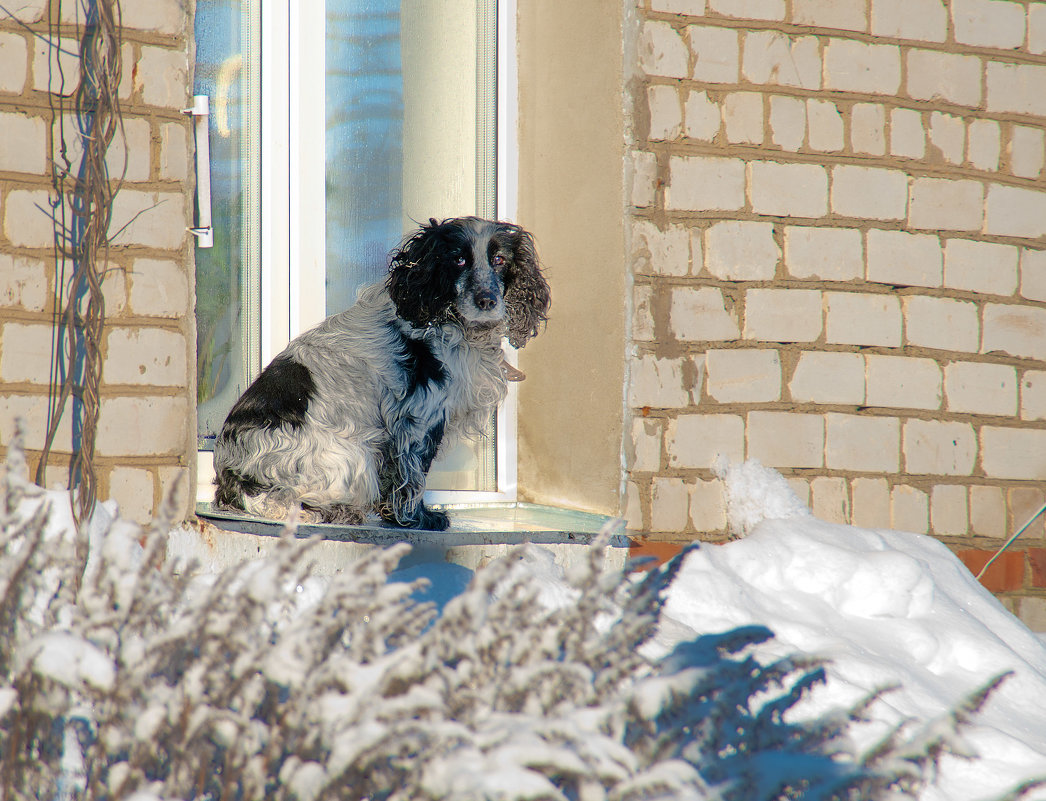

[192,0,518,510]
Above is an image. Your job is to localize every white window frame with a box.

[197,0,519,507]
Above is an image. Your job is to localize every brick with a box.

[852,477,890,529]
[890,108,926,160]
[109,191,188,249]
[931,484,969,536]
[4,0,44,22]
[985,184,1046,240]
[785,478,811,508]
[792,0,866,31]
[986,62,1046,117]
[651,478,689,532]
[957,550,1024,594]
[1022,371,1046,422]
[831,165,907,221]
[630,354,693,408]
[945,361,1017,417]
[0,323,53,384]
[866,229,942,289]
[741,31,820,89]
[970,485,1007,537]
[639,21,689,79]
[647,85,682,141]
[784,226,862,281]
[624,482,644,533]
[769,95,805,151]
[851,103,886,156]
[685,90,721,141]
[952,0,1027,50]
[137,46,190,109]
[707,0,785,21]
[865,354,942,410]
[97,395,189,457]
[633,285,655,342]
[630,417,663,472]
[903,419,977,476]
[811,476,849,523]
[789,351,865,404]
[158,465,191,521]
[891,485,928,534]
[32,36,79,95]
[632,151,658,208]
[1023,248,1046,302]
[806,100,845,152]
[825,413,900,472]
[57,114,152,185]
[3,188,59,248]
[748,161,828,218]
[667,413,745,468]
[872,0,947,41]
[0,112,44,175]
[723,92,763,145]
[632,220,690,276]
[705,220,779,280]
[120,0,189,34]
[905,49,981,107]
[108,466,155,524]
[689,25,739,83]
[628,538,684,568]
[747,410,824,468]
[1009,487,1046,539]
[1018,598,1046,632]
[128,259,190,317]
[825,291,902,347]
[981,427,1046,480]
[690,479,727,531]
[0,394,73,451]
[666,156,746,211]
[1009,126,1045,181]
[945,239,1019,296]
[1030,550,1046,588]
[967,119,1001,172]
[928,112,964,165]
[903,295,980,353]
[982,304,1046,361]
[705,348,781,403]
[908,178,983,232]
[105,328,187,387]
[0,32,28,93]
[671,286,741,341]
[652,0,707,13]
[1031,4,1046,55]
[0,253,47,312]
[743,288,822,342]
[823,39,901,95]
[160,122,189,182]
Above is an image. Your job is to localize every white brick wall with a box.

[628,1,1046,565]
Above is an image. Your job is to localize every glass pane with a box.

[193,0,261,449]
[324,0,498,491]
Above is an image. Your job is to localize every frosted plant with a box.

[0,429,1038,801]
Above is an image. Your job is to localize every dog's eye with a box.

[492,254,505,267]
[455,256,467,267]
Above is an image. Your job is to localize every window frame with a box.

[195,0,520,507]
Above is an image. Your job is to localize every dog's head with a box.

[386,217,550,348]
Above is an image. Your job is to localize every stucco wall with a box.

[625,0,1046,623]
[0,0,195,522]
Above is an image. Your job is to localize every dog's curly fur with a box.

[212,217,550,530]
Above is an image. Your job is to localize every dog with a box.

[212,216,550,531]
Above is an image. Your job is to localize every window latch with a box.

[183,94,214,248]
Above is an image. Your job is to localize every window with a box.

[192,0,516,505]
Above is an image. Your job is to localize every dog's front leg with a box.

[377,418,449,531]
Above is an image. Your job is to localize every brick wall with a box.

[626,0,1046,624]
[0,0,194,522]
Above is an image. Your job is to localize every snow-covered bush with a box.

[0,429,1028,801]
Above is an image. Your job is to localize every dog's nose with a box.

[474,290,498,310]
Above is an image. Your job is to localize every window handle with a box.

[182,94,214,248]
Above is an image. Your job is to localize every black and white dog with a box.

[212,217,550,530]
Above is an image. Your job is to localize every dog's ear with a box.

[503,225,550,349]
[386,220,461,328]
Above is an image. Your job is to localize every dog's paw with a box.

[417,506,450,531]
